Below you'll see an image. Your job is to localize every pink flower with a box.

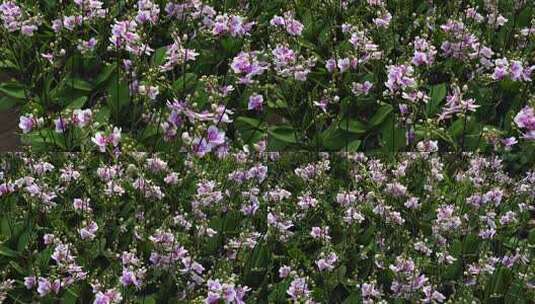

[92,127,122,152]
[160,38,199,72]
[72,109,92,127]
[316,252,338,271]
[92,132,107,152]
[514,106,535,140]
[385,64,416,93]
[337,57,351,73]
[93,289,122,304]
[325,58,337,72]
[230,51,268,84]
[54,117,69,133]
[212,14,254,37]
[373,11,392,28]
[287,277,310,300]
[77,37,98,54]
[19,114,37,133]
[248,93,263,111]
[24,276,36,289]
[352,81,374,95]
[79,221,98,240]
[279,265,291,278]
[514,106,535,129]
[270,12,304,36]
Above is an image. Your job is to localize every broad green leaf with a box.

[343,292,363,304]
[66,77,93,92]
[0,82,26,99]
[65,96,87,110]
[17,230,30,251]
[172,73,197,93]
[426,83,447,116]
[94,63,117,86]
[368,104,393,128]
[136,296,156,304]
[0,246,19,257]
[0,217,11,239]
[108,76,130,116]
[380,113,406,152]
[221,37,242,54]
[268,280,291,304]
[235,116,263,129]
[152,46,168,66]
[321,125,360,151]
[62,287,79,304]
[339,118,367,134]
[268,126,298,143]
[95,106,111,124]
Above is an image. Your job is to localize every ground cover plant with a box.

[0,0,534,153]
[0,152,533,303]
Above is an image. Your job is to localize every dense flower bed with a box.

[0,152,533,303]
[0,0,534,153]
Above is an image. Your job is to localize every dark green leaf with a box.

[236,116,263,129]
[0,246,19,257]
[65,96,87,110]
[426,83,447,116]
[368,104,393,128]
[268,126,298,143]
[0,82,26,99]
[339,118,367,134]
[95,63,117,86]
[66,77,93,92]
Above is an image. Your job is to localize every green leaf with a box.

[94,63,117,86]
[0,82,26,99]
[426,83,447,116]
[37,247,52,268]
[221,37,242,54]
[268,280,291,304]
[17,230,30,252]
[64,96,87,110]
[528,229,535,245]
[0,96,18,110]
[368,104,393,128]
[62,287,79,304]
[0,246,19,257]
[95,106,111,124]
[380,113,406,152]
[0,217,11,239]
[152,47,168,66]
[136,296,156,304]
[343,292,363,304]
[339,118,367,134]
[66,77,93,92]
[172,73,197,93]
[236,116,264,129]
[108,77,130,115]
[320,125,360,151]
[347,139,362,151]
[268,126,298,143]
[22,131,67,151]
[9,261,25,275]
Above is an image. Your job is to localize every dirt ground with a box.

[0,107,21,151]
[0,71,21,151]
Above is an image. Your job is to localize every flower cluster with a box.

[0,152,532,303]
[2,0,534,152]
